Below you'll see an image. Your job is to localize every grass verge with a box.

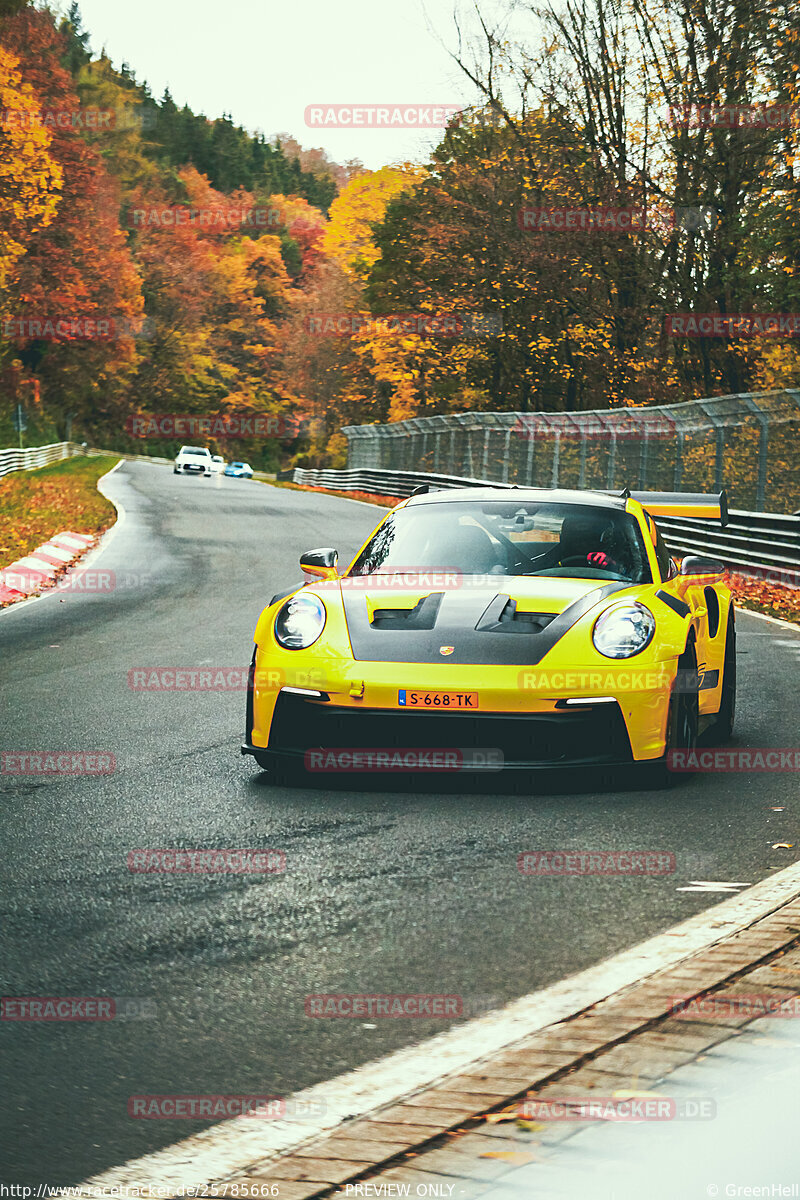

[0,455,119,571]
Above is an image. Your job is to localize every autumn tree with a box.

[445,0,799,399]
[323,166,422,279]
[2,8,143,439]
[0,43,61,297]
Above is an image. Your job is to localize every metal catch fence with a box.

[342,390,800,514]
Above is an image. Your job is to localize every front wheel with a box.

[644,637,699,788]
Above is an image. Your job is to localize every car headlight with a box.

[274,594,326,650]
[592,602,655,659]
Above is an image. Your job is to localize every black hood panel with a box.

[342,583,631,665]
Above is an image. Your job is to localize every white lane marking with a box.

[76,858,800,1195]
[737,608,799,632]
[676,881,750,893]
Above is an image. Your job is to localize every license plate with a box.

[398,690,478,709]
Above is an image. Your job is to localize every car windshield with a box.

[347,500,652,583]
[231,462,244,468]
[182,448,208,457]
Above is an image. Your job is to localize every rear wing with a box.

[596,489,729,526]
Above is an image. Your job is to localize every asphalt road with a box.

[1,460,798,1185]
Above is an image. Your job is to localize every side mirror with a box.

[679,554,725,577]
[300,547,339,580]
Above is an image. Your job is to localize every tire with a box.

[173,468,179,474]
[644,637,699,788]
[705,609,736,744]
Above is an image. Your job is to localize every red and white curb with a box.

[0,531,96,606]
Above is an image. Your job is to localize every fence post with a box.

[464,430,475,476]
[551,431,561,487]
[741,395,770,511]
[526,423,535,485]
[502,429,511,483]
[674,432,684,490]
[607,431,617,488]
[639,429,650,489]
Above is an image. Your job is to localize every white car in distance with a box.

[210,455,226,474]
[174,446,212,478]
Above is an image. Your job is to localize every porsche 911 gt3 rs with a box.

[242,486,735,782]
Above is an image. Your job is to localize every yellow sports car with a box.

[242,487,735,783]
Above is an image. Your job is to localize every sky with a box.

[70,0,525,170]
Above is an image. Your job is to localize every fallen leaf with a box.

[481,1151,538,1164]
[772,843,794,849]
[484,1112,518,1124]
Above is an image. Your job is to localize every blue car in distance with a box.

[224,461,254,479]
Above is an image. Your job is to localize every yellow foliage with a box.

[322,165,422,280]
[0,45,62,295]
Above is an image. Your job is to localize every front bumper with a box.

[243,688,635,770]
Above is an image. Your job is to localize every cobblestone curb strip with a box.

[206,895,800,1200]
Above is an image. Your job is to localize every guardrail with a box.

[0,442,79,479]
[279,466,800,584]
